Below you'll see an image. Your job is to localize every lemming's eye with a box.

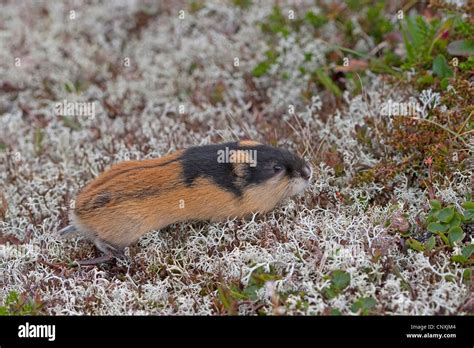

[273,165,283,172]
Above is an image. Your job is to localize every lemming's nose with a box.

[301,164,312,180]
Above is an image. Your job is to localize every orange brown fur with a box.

[74,174,290,248]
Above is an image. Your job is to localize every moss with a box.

[353,77,472,189]
[189,1,205,13]
[216,266,282,315]
[0,291,45,315]
[232,0,252,10]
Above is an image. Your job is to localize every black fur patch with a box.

[179,142,307,196]
[179,142,242,196]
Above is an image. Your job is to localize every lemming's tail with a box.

[57,224,79,238]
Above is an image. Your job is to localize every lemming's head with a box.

[179,140,312,198]
[233,141,312,197]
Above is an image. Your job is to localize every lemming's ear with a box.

[239,140,262,147]
[230,150,250,177]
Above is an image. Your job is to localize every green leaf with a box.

[461,244,474,259]
[460,56,474,72]
[351,297,376,315]
[436,207,455,223]
[64,81,75,93]
[240,285,259,300]
[432,54,453,78]
[440,77,450,90]
[427,211,438,223]
[232,0,252,10]
[429,200,442,210]
[406,16,423,47]
[324,287,337,299]
[264,49,278,60]
[463,209,474,221]
[427,222,449,233]
[424,236,436,252]
[448,226,464,245]
[62,116,82,131]
[261,6,289,36]
[331,270,350,290]
[304,11,327,29]
[451,255,468,264]
[447,39,474,57]
[252,61,271,77]
[406,238,425,252]
[217,286,236,315]
[416,74,435,87]
[463,268,472,283]
[436,232,450,246]
[34,127,43,155]
[314,68,342,97]
[462,201,474,210]
[401,24,415,63]
[447,214,462,229]
[6,291,19,305]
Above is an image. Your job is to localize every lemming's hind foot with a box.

[94,237,125,257]
[76,253,115,266]
[75,248,126,266]
[75,238,126,266]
